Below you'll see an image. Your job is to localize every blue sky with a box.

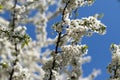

[0,0,120,80]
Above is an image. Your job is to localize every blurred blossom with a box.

[0,0,107,80]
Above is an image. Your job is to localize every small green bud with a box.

[1,62,8,68]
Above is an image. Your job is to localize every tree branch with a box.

[9,0,18,80]
[48,0,70,80]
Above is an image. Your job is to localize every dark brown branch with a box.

[48,26,62,80]
[113,62,119,79]
[9,0,18,80]
[9,43,19,80]
[11,0,17,32]
[48,0,70,80]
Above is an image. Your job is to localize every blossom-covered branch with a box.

[0,0,107,80]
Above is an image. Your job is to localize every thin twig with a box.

[48,0,70,80]
[9,0,18,80]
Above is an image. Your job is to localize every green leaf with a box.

[110,43,115,51]
[21,42,26,48]
[0,62,8,68]
[97,13,104,19]
[111,43,114,47]
[21,34,30,48]
[0,4,3,10]
[81,45,88,53]
[101,26,106,31]
[21,41,28,48]
[84,45,88,49]
[12,52,17,56]
[25,40,29,46]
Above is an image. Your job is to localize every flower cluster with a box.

[79,69,101,80]
[110,44,120,63]
[0,38,14,62]
[61,45,88,57]
[63,0,94,10]
[0,17,9,30]
[65,15,106,42]
[12,62,31,80]
[107,44,120,80]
